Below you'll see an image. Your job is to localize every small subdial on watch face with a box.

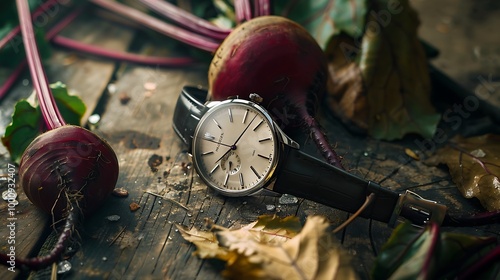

[220,151,241,175]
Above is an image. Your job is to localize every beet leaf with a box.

[323,0,440,140]
[1,82,86,163]
[372,222,499,279]
[274,0,367,49]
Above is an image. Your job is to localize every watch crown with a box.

[249,93,263,104]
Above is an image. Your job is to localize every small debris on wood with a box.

[112,188,129,197]
[148,154,163,172]
[107,83,117,94]
[57,260,72,274]
[163,169,170,178]
[279,194,298,205]
[405,148,420,161]
[88,114,101,131]
[106,215,121,222]
[119,92,131,104]
[266,205,276,211]
[143,82,157,91]
[129,202,141,212]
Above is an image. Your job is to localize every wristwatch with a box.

[173,86,448,227]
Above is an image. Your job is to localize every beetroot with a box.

[20,125,118,218]
[0,0,119,271]
[208,16,343,168]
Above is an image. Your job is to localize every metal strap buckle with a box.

[389,190,447,227]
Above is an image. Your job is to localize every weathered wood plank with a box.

[1,3,499,279]
[0,14,135,279]
[67,65,215,279]
[55,52,500,279]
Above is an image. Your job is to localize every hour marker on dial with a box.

[239,173,244,186]
[242,109,249,124]
[213,119,222,129]
[224,173,229,186]
[202,151,214,156]
[258,137,271,142]
[228,108,233,122]
[253,120,263,131]
[258,154,270,160]
[250,166,261,179]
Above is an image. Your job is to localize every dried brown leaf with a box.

[177,215,357,280]
[425,134,500,211]
[220,216,356,280]
[176,224,231,260]
[326,0,440,140]
[326,34,368,133]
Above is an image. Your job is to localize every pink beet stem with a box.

[0,62,26,101]
[17,0,65,129]
[89,0,219,53]
[253,0,271,17]
[457,246,500,280]
[442,209,500,226]
[234,0,253,23]
[52,35,197,66]
[1,7,197,101]
[420,223,440,279]
[139,0,230,41]
[296,105,344,169]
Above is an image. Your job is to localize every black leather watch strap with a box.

[172,86,209,151]
[172,86,449,226]
[274,148,399,223]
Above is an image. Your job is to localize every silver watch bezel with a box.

[191,98,283,197]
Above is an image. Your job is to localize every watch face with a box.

[192,100,279,196]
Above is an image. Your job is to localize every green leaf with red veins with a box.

[1,99,42,164]
[1,82,86,164]
[274,0,368,49]
[373,222,498,279]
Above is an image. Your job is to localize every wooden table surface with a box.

[1,2,499,280]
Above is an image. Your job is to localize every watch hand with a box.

[214,146,233,164]
[233,113,258,146]
[198,137,233,148]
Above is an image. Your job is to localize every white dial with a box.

[192,100,278,196]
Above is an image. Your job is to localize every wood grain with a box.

[0,14,135,280]
[0,4,499,280]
